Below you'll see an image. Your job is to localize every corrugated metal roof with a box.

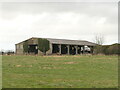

[16,37,96,46]
[46,38,96,46]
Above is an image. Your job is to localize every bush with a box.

[94,45,103,54]
[38,38,50,54]
[94,43,120,55]
[107,44,119,55]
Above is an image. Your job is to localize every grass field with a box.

[2,55,118,88]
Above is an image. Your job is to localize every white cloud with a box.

[0,2,118,51]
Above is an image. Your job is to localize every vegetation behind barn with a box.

[94,43,120,55]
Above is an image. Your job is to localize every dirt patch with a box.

[64,62,77,64]
[41,66,64,69]
[72,55,82,57]
[43,55,76,57]
[94,57,115,60]
[53,79,81,82]
[44,55,64,57]
[53,66,65,69]
[15,65,32,67]
[53,58,65,61]
[42,67,51,69]
[27,65,33,67]
[15,65,22,67]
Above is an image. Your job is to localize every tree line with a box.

[93,34,119,55]
[93,43,120,55]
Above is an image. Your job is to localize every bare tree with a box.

[94,34,104,45]
[93,34,105,54]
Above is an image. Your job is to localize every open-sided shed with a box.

[15,37,96,55]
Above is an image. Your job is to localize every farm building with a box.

[15,37,96,55]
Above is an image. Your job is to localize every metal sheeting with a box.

[46,38,96,46]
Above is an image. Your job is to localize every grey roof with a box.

[46,38,96,46]
[16,37,96,46]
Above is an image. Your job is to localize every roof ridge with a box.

[16,37,96,46]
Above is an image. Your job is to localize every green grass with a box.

[2,55,118,88]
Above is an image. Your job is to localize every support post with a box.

[79,46,81,54]
[50,43,53,54]
[59,44,61,54]
[90,46,93,54]
[75,46,78,55]
[83,45,85,54]
[67,45,70,55]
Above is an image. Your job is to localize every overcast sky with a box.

[0,0,119,51]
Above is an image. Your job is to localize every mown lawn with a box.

[2,55,118,88]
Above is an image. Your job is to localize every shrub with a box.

[94,43,120,55]
[94,45,103,54]
[38,38,50,54]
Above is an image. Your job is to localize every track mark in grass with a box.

[64,62,77,64]
[39,66,65,69]
[15,65,22,67]
[37,81,48,85]
[15,64,33,68]
[53,79,82,82]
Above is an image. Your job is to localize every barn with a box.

[15,37,96,55]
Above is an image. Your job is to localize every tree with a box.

[93,34,105,54]
[94,34,104,45]
[38,38,50,55]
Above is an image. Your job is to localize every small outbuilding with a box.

[15,37,96,55]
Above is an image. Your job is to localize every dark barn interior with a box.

[28,44,93,55]
[77,46,82,54]
[52,44,86,55]
[28,44,38,54]
[69,45,75,55]
[61,45,67,54]
[52,44,59,53]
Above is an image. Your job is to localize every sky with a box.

[0,0,119,51]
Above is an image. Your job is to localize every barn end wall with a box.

[28,38,38,45]
[15,43,24,55]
